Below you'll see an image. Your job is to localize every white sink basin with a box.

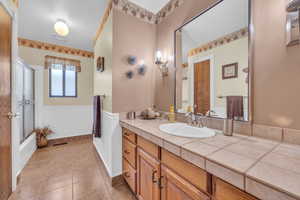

[159,123,216,138]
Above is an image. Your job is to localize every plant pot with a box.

[37,135,48,148]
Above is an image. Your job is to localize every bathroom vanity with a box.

[120,119,300,200]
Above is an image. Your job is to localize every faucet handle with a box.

[196,113,204,117]
[205,110,216,117]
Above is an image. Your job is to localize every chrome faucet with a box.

[185,112,205,128]
[185,112,196,126]
[206,110,216,117]
[195,113,205,128]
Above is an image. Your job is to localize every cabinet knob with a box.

[124,149,130,154]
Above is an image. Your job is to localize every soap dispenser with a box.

[168,105,176,123]
[223,118,234,136]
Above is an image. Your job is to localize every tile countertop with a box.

[120,119,300,200]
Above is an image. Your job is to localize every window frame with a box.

[49,65,78,98]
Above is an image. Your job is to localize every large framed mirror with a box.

[175,0,252,122]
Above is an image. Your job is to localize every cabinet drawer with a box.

[161,149,209,193]
[123,138,136,168]
[161,165,210,200]
[123,128,136,144]
[137,136,160,160]
[123,158,136,194]
[213,176,258,200]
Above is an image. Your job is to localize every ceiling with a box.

[18,0,109,51]
[130,0,170,13]
[182,0,248,55]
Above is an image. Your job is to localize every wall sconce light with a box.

[155,51,169,77]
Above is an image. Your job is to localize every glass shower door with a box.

[17,59,35,144]
[23,66,35,140]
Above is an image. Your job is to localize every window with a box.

[46,55,80,97]
[49,65,77,97]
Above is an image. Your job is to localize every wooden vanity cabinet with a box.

[161,149,210,194]
[123,158,137,193]
[161,165,210,200]
[122,128,260,200]
[212,177,258,200]
[123,128,137,143]
[137,148,161,200]
[122,128,137,193]
[123,138,137,167]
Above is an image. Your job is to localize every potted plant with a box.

[33,127,53,148]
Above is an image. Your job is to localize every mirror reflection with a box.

[175,0,250,121]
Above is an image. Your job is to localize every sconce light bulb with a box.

[156,51,162,60]
[140,60,145,65]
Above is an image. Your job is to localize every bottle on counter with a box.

[168,105,176,123]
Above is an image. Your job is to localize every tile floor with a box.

[9,139,135,200]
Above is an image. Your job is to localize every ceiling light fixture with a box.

[54,20,69,37]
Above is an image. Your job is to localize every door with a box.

[137,148,160,200]
[0,4,12,200]
[161,166,210,200]
[194,60,210,115]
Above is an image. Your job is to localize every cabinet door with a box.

[137,148,160,200]
[212,177,258,200]
[161,166,210,200]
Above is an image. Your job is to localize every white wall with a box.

[35,69,93,139]
[93,111,122,177]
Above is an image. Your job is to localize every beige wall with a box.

[111,9,156,113]
[19,46,93,105]
[155,0,300,129]
[94,14,113,112]
[253,0,300,129]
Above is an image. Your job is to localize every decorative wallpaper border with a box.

[188,27,248,57]
[94,0,184,42]
[156,0,184,24]
[18,38,94,58]
[113,0,157,24]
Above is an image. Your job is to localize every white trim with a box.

[188,54,215,112]
[93,139,112,176]
[17,133,37,176]
[93,111,122,178]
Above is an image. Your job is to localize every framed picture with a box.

[222,63,238,79]
[96,56,105,72]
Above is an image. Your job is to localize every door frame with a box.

[0,0,19,192]
[188,55,215,112]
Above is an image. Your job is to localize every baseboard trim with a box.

[92,145,124,187]
[48,134,92,146]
